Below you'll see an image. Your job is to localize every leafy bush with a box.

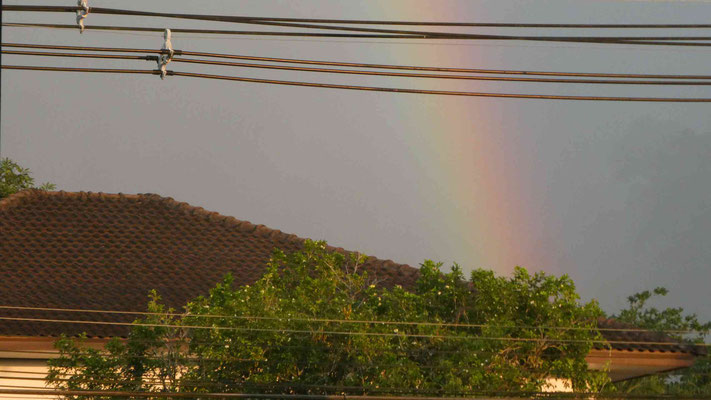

[48,240,607,398]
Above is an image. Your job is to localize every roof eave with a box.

[586,348,697,382]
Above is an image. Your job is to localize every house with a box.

[0,190,704,394]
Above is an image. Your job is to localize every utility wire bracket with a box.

[76,0,89,33]
[157,29,174,80]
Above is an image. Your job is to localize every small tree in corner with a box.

[0,158,56,199]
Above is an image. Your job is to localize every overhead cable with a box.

[0,304,705,334]
[1,65,160,75]
[0,315,616,343]
[3,64,711,103]
[0,375,599,395]
[175,70,711,103]
[1,23,423,39]
[5,42,711,81]
[0,314,709,346]
[1,50,158,62]
[3,6,711,46]
[5,349,623,369]
[3,348,693,361]
[6,49,711,86]
[3,5,711,28]
[171,57,711,85]
[0,371,512,386]
[6,375,711,397]
[4,5,711,40]
[5,23,711,49]
[1,387,711,400]
[0,347,553,358]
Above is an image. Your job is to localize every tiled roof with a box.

[0,190,703,356]
[596,317,705,356]
[0,190,417,338]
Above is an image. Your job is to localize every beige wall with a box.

[0,359,50,399]
[0,336,106,399]
[543,378,573,392]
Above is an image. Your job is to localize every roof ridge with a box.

[136,192,310,247]
[0,189,45,210]
[137,192,413,269]
[0,190,145,209]
[0,190,412,270]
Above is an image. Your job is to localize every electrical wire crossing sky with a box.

[1,0,710,322]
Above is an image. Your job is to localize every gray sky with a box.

[2,0,710,321]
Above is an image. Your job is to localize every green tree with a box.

[0,158,55,198]
[610,287,711,396]
[47,294,188,399]
[48,241,607,398]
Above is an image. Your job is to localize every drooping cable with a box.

[3,6,711,46]
[6,49,711,86]
[1,49,158,62]
[1,65,160,75]
[0,304,706,334]
[5,23,711,49]
[2,387,711,399]
[4,43,711,81]
[3,65,711,103]
[1,22,708,46]
[174,70,711,103]
[0,314,709,346]
[4,4,711,28]
[5,374,711,397]
[1,23,422,39]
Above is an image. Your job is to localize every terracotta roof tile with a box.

[0,190,418,338]
[0,190,701,355]
[595,317,705,356]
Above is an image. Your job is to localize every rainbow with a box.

[362,4,532,275]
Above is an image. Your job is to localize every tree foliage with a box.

[47,294,186,397]
[609,287,711,396]
[0,158,55,199]
[48,241,607,398]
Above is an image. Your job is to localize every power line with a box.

[3,9,711,46]
[1,65,160,76]
[160,50,711,72]
[9,374,711,396]
[1,23,423,39]
[4,4,711,28]
[10,369,711,384]
[5,344,689,361]
[3,22,709,46]
[3,64,711,103]
[0,314,708,346]
[1,50,158,62]
[6,49,711,86]
[2,379,528,400]
[4,4,711,42]
[6,25,711,53]
[0,304,705,334]
[2,348,688,361]
[1,387,710,400]
[6,348,656,375]
[6,42,711,80]
[0,376,582,394]
[0,385,546,399]
[0,315,610,343]
[171,58,711,85]
[173,70,711,103]
[0,348,552,360]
